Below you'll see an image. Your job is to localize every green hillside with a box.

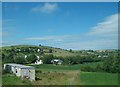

[1,45,80,57]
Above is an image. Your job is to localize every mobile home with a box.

[4,63,35,81]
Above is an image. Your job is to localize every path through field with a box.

[32,70,81,85]
[67,70,80,85]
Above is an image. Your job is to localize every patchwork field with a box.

[2,63,119,85]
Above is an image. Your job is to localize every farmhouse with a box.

[51,59,63,65]
[34,55,43,65]
[4,63,35,81]
[35,59,43,64]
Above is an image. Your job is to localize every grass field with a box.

[34,70,80,85]
[2,74,32,85]
[2,63,119,85]
[80,72,118,85]
[29,62,102,71]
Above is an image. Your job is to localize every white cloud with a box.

[88,14,118,37]
[58,38,118,50]
[25,35,74,42]
[31,3,58,14]
[24,13,118,50]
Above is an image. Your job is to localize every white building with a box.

[4,63,35,81]
[34,55,43,64]
[24,55,27,59]
[35,60,43,65]
[51,59,63,65]
[37,49,40,52]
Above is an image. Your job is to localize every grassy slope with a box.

[1,45,79,57]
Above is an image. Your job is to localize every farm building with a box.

[35,55,43,65]
[35,59,43,65]
[51,59,63,65]
[4,63,35,81]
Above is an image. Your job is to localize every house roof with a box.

[4,63,35,69]
[51,59,63,62]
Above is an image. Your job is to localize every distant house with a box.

[34,55,43,65]
[4,63,35,81]
[51,59,63,65]
[98,55,101,58]
[35,60,43,65]
[24,55,27,59]
[37,49,40,52]
[103,55,108,58]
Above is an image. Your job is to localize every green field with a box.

[2,63,118,85]
[80,72,118,85]
[29,62,102,71]
[2,74,32,85]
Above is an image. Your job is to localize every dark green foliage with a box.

[49,49,52,53]
[69,49,73,52]
[36,69,42,73]
[62,55,100,65]
[42,54,54,64]
[95,64,103,72]
[1,45,119,73]
[26,54,37,63]
[103,55,120,73]
[2,52,14,63]
[80,55,120,73]
[80,66,95,72]
[14,53,26,64]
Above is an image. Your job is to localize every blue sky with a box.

[2,2,118,50]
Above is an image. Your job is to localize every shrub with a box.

[35,77,42,81]
[80,66,95,72]
[36,70,42,73]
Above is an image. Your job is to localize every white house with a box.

[18,49,21,52]
[24,55,27,59]
[4,63,35,81]
[103,55,108,58]
[35,60,43,65]
[34,55,43,65]
[51,59,63,65]
[98,55,101,58]
[37,49,40,52]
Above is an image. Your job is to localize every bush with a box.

[35,77,42,81]
[80,66,95,72]
[36,70,42,73]
[2,69,8,75]
[22,78,31,84]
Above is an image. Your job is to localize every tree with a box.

[69,49,72,52]
[42,54,54,64]
[26,54,37,63]
[14,53,26,64]
[103,55,120,73]
[2,52,14,63]
[49,49,52,53]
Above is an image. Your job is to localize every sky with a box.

[2,2,118,50]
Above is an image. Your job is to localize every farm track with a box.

[67,70,80,85]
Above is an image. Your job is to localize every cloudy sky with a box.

[2,2,118,50]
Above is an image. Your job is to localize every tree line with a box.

[80,55,120,73]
